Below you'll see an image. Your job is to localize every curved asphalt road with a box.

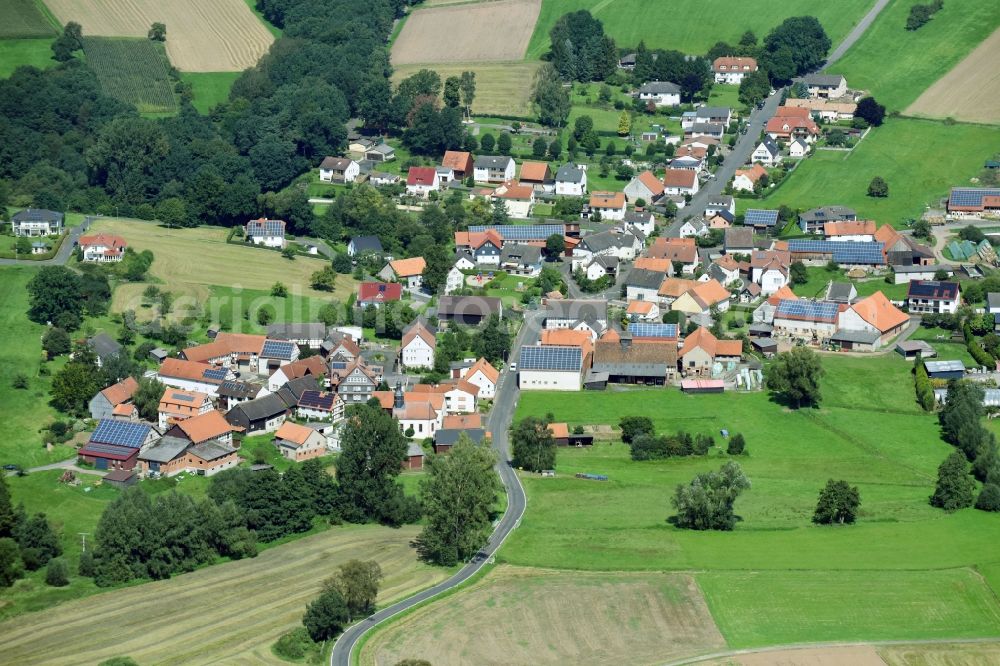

[330,310,545,666]
[0,216,93,267]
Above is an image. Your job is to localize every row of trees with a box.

[931,381,1000,511]
[913,357,936,411]
[629,431,716,461]
[0,475,66,588]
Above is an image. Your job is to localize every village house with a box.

[473,156,516,183]
[823,220,876,242]
[462,357,499,399]
[834,291,909,351]
[772,299,840,342]
[318,156,359,183]
[405,167,440,197]
[245,218,286,249]
[78,419,158,471]
[266,355,328,392]
[442,150,474,178]
[157,388,212,430]
[347,235,383,258]
[500,243,543,277]
[798,206,858,234]
[732,164,769,193]
[333,360,379,405]
[89,376,139,421]
[356,281,402,308]
[225,392,290,435]
[454,229,503,265]
[687,122,725,140]
[435,166,455,184]
[685,107,732,128]
[649,237,700,274]
[666,217,708,239]
[624,171,664,204]
[274,421,328,461]
[625,268,666,303]
[622,210,656,237]
[164,409,237,449]
[297,390,343,422]
[181,333,300,375]
[636,81,681,107]
[413,379,480,414]
[661,278,699,306]
[751,136,782,166]
[368,171,399,186]
[907,280,960,314]
[437,295,503,326]
[493,181,536,218]
[745,208,780,234]
[784,98,856,122]
[379,256,426,290]
[519,162,554,192]
[800,74,848,99]
[555,163,587,195]
[79,233,127,263]
[445,264,465,295]
[545,299,608,332]
[679,327,743,376]
[749,249,790,295]
[393,389,444,438]
[365,143,395,162]
[400,320,436,370]
[724,227,755,254]
[11,208,63,237]
[671,279,732,317]
[157,357,233,397]
[662,168,699,197]
[627,300,661,322]
[215,380,267,411]
[767,107,821,145]
[348,137,375,158]
[518,345,584,391]
[712,56,758,84]
[580,255,620,281]
[575,228,643,264]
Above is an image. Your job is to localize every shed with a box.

[680,379,725,393]
[102,468,137,489]
[404,441,425,470]
[751,337,778,356]
[924,359,965,380]
[895,340,936,360]
[149,347,169,363]
[583,370,609,390]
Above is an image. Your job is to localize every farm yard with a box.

[359,566,726,666]
[0,0,57,38]
[906,27,1000,125]
[82,37,177,114]
[0,525,446,665]
[830,0,1000,113]
[42,0,274,71]
[391,0,541,65]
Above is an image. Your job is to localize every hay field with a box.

[0,525,446,665]
[42,0,273,71]
[360,565,725,666]
[906,27,1000,125]
[879,642,1000,665]
[703,646,888,666]
[90,219,356,310]
[391,0,541,65]
[392,61,541,117]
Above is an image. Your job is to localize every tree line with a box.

[0,475,66,588]
[932,381,1000,512]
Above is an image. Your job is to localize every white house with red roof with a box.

[406,166,440,197]
[462,357,499,399]
[712,56,758,84]
[79,233,127,263]
[357,281,402,308]
[662,169,699,196]
[400,321,436,370]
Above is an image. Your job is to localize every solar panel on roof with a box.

[787,240,884,265]
[469,224,563,241]
[775,299,839,322]
[80,442,136,457]
[91,419,150,448]
[330,361,347,370]
[628,323,679,338]
[744,209,779,227]
[262,340,295,359]
[203,367,228,381]
[950,188,1000,207]
[519,345,583,371]
[174,393,195,402]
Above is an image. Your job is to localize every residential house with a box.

[707,210,734,229]
[582,255,620,281]
[574,229,642,266]
[157,358,233,396]
[225,393,290,435]
[636,81,681,107]
[662,169,699,196]
[823,220,876,242]
[215,380,267,411]
[772,299,840,341]
[368,171,399,186]
[988,292,1000,315]
[625,268,667,302]
[749,249,790,295]
[555,164,587,195]
[688,122,725,140]
[724,227,755,254]
[591,336,677,385]
[518,345,584,391]
[745,208,780,233]
[413,380,480,414]
[266,355,327,392]
[136,437,191,478]
[666,217,708,239]
[454,229,503,265]
[622,210,656,236]
[357,281,402,308]
[649,237,700,274]
[89,376,139,421]
[31,241,50,255]
[751,136,781,166]
[379,256,426,290]
[588,191,627,221]
[454,251,476,271]
[826,282,858,304]
[738,282,762,303]
[400,321,436,370]
[519,162,554,192]
[798,206,857,234]
[442,150,474,178]
[266,323,330,349]
[164,410,236,449]
[660,278,697,307]
[789,138,809,158]
[347,235,383,257]
[670,155,703,172]
[435,166,455,184]
[274,421,328,461]
[348,137,375,158]
[624,171,665,203]
[318,157,359,183]
[493,181,535,218]
[473,156,516,183]
[11,209,63,237]
[365,143,395,162]
[297,390,343,422]
[545,299,608,331]
[693,106,733,127]
[678,327,743,376]
[323,334,361,364]
[766,107,820,144]
[499,243,543,277]
[462,358,499,399]
[705,195,736,218]
[405,167,440,197]
[85,333,122,369]
[79,233,127,263]
[78,419,158,471]
[437,295,503,326]
[157,388,212,430]
[333,360,379,405]
[445,265,465,295]
[834,291,909,351]
[752,285,798,324]
[907,280,960,314]
[627,300,660,322]
[732,164,768,193]
[801,74,848,99]
[671,279,732,316]
[681,136,720,151]
[712,56,758,84]
[245,218,286,249]
[784,97,856,121]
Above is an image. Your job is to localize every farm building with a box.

[518,345,584,391]
[78,419,158,471]
[924,360,965,380]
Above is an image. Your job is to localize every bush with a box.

[727,433,746,455]
[619,416,654,444]
[78,550,95,577]
[272,627,317,661]
[98,659,140,666]
[976,484,1000,511]
[45,557,70,586]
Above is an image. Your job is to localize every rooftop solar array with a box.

[261,340,296,359]
[774,299,840,323]
[787,240,885,265]
[519,345,583,371]
[247,219,285,236]
[330,361,348,370]
[91,419,151,448]
[469,224,563,240]
[203,367,229,381]
[80,442,136,457]
[745,209,779,227]
[628,323,679,338]
[949,188,1000,207]
[174,393,195,402]
[299,390,336,409]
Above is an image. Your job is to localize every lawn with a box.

[791,266,909,300]
[0,38,56,78]
[830,0,1000,113]
[206,285,345,333]
[179,71,241,114]
[525,0,875,59]
[758,118,1000,227]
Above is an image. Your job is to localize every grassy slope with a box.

[0,38,56,78]
[831,0,1000,112]
[179,71,241,114]
[755,118,1000,226]
[525,0,874,59]
[508,354,1000,645]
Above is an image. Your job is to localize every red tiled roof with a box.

[850,291,909,334]
[79,233,127,251]
[174,410,233,444]
[442,150,472,172]
[680,327,742,358]
[407,167,438,186]
[274,421,318,446]
[100,376,138,407]
[663,169,696,188]
[519,162,551,183]
[712,56,758,72]
[824,220,876,237]
[589,191,626,209]
[636,170,664,196]
[464,357,499,384]
[389,257,426,277]
[358,281,402,302]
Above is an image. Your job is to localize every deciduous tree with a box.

[812,479,861,524]
[671,462,750,530]
[324,559,383,620]
[930,451,975,511]
[511,417,556,471]
[302,588,350,642]
[765,346,823,408]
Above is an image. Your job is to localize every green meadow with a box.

[0,38,56,78]
[831,0,1000,112]
[180,72,242,114]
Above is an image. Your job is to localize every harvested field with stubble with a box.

[906,27,1000,125]
[879,642,1000,665]
[0,525,447,666]
[42,0,273,71]
[392,61,541,117]
[391,0,541,65]
[359,565,726,666]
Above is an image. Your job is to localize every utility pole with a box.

[78,532,90,553]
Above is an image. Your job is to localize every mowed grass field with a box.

[504,354,1000,646]
[392,62,541,118]
[0,38,56,78]
[0,524,447,665]
[90,219,356,312]
[524,0,875,59]
[755,118,1000,226]
[179,71,241,114]
[831,0,1000,113]
[42,0,274,71]
[907,27,1000,125]
[360,565,726,666]
[0,0,57,38]
[82,37,178,114]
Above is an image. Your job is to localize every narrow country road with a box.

[329,310,544,666]
[823,0,892,67]
[0,217,93,267]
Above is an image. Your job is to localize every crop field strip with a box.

[82,37,178,114]
[0,0,57,38]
